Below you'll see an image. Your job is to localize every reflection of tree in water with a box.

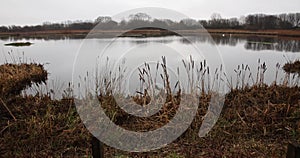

[179,36,207,44]
[0,34,87,41]
[132,39,174,44]
[244,37,276,51]
[2,33,300,52]
[275,40,300,52]
[179,35,240,46]
[179,35,300,53]
[244,37,300,52]
[212,35,240,46]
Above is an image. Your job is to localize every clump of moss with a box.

[4,42,33,47]
[0,63,48,97]
[283,60,300,74]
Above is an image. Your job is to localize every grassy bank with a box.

[0,61,300,157]
[0,64,91,157]
[207,29,300,37]
[0,63,47,97]
[1,29,300,38]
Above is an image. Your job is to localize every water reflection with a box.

[181,35,300,52]
[130,38,174,44]
[2,34,300,52]
[244,37,300,52]
[0,34,87,41]
[0,35,299,99]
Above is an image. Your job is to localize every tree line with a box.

[0,12,299,32]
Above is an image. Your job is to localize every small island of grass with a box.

[4,42,33,47]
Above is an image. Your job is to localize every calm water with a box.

[1,35,300,97]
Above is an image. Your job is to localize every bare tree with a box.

[199,20,208,27]
[279,13,288,22]
[180,18,200,28]
[211,13,222,21]
[296,13,300,27]
[287,13,296,26]
[95,16,112,24]
[129,13,152,21]
[239,16,246,25]
[229,18,240,28]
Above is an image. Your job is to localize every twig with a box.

[0,97,16,121]
[236,111,246,126]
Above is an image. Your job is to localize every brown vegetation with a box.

[98,84,300,157]
[4,42,33,47]
[0,63,47,97]
[0,95,91,157]
[0,62,300,157]
[284,60,300,74]
[0,64,90,157]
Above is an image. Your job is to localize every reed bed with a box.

[0,55,300,157]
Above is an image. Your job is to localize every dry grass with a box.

[0,63,91,157]
[98,84,300,157]
[283,60,300,74]
[0,63,47,97]
[0,96,91,157]
[0,59,300,157]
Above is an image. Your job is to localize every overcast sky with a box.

[1,0,299,26]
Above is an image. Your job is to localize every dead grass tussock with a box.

[283,60,300,74]
[0,63,47,97]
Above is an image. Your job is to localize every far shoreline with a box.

[0,29,300,38]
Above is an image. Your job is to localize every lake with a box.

[0,35,300,98]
